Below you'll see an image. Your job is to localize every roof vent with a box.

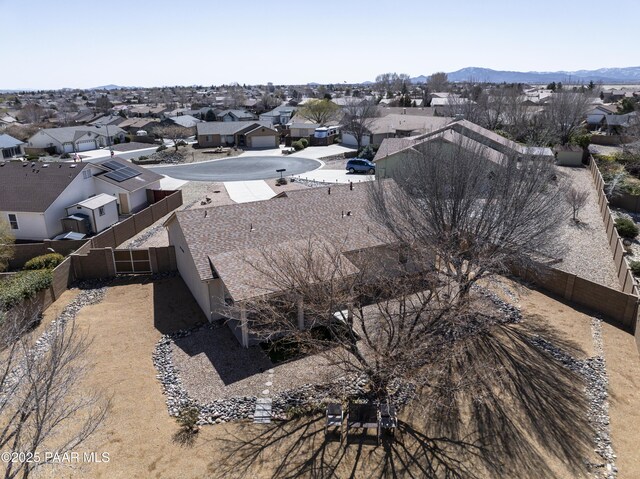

[42,164,49,168]
[70,164,77,168]
[23,162,28,167]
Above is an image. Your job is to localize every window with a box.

[82,170,92,179]
[98,206,105,216]
[7,214,18,230]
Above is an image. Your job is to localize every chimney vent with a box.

[349,181,353,191]
[328,187,331,195]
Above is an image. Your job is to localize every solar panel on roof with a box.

[99,160,142,182]
[102,160,122,171]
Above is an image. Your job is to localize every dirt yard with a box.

[35,276,640,479]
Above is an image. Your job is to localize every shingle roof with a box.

[34,125,126,144]
[0,161,88,212]
[168,181,398,300]
[168,115,202,128]
[93,157,163,192]
[0,134,24,149]
[196,121,271,136]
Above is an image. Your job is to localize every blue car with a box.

[346,158,375,174]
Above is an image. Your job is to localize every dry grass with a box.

[34,276,640,479]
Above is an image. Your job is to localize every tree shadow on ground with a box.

[211,320,594,479]
[172,428,198,448]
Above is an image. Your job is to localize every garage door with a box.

[76,140,97,152]
[251,135,276,148]
[341,133,369,147]
[63,143,75,153]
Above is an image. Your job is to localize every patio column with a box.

[240,303,249,348]
[297,296,305,330]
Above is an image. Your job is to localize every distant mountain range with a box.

[410,67,640,84]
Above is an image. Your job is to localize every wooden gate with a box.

[113,249,151,274]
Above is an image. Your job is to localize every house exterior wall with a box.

[129,186,154,213]
[43,170,100,238]
[28,131,63,153]
[166,219,211,319]
[0,211,48,241]
[197,134,222,147]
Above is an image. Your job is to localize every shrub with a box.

[276,177,288,186]
[60,152,70,159]
[300,138,309,148]
[358,144,378,161]
[0,269,53,310]
[292,140,304,151]
[176,406,200,432]
[614,217,639,239]
[23,253,64,271]
[630,260,640,276]
[176,140,187,147]
[156,144,168,152]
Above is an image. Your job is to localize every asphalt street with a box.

[148,156,322,181]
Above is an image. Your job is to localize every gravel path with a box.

[170,322,335,402]
[554,167,620,290]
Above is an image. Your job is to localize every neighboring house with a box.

[216,109,256,122]
[288,121,321,140]
[196,121,278,148]
[0,115,18,128]
[89,114,125,127]
[117,117,160,135]
[259,106,297,127]
[0,134,25,158]
[0,162,99,240]
[587,104,619,130]
[165,114,202,128]
[604,112,637,136]
[0,157,163,240]
[91,157,164,214]
[164,181,412,347]
[128,105,168,118]
[26,125,126,154]
[341,115,451,147]
[373,119,553,180]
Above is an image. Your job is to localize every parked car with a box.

[346,158,375,174]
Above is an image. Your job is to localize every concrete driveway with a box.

[224,180,275,203]
[148,156,321,181]
[292,169,375,185]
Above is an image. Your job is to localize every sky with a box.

[1,0,638,90]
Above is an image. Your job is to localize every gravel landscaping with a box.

[555,166,620,289]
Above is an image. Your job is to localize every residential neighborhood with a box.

[1,2,640,479]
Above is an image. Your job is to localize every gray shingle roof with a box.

[93,157,163,192]
[34,125,126,144]
[196,121,271,136]
[0,161,88,212]
[0,134,24,149]
[168,181,398,300]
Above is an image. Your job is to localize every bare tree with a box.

[565,187,589,222]
[542,91,593,145]
[369,138,566,301]
[0,306,108,479]
[0,219,14,272]
[239,236,454,401]
[297,99,340,126]
[153,124,192,151]
[340,98,380,149]
[18,103,45,124]
[427,72,449,92]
